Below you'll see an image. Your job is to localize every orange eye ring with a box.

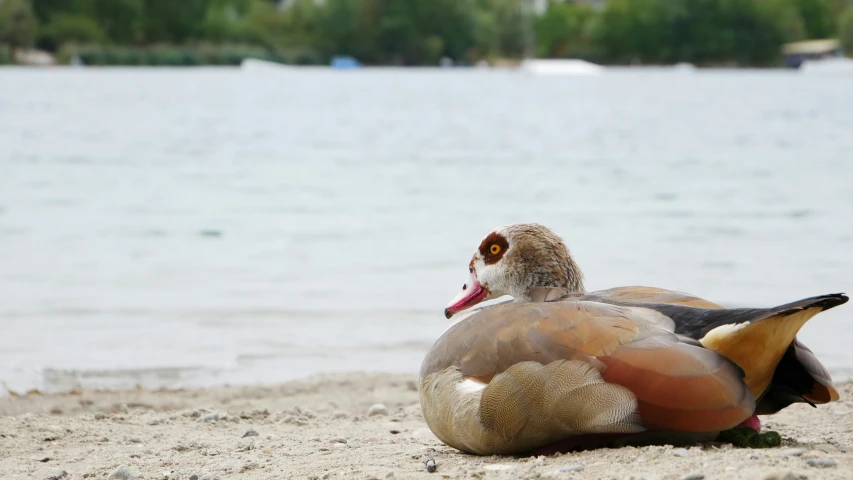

[489,244,501,255]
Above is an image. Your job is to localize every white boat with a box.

[800,57,853,75]
[519,59,604,76]
[240,58,296,72]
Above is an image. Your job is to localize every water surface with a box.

[1,67,851,393]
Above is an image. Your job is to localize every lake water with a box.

[1,66,852,394]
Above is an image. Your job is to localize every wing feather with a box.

[420,299,754,440]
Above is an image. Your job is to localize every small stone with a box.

[94,413,107,420]
[332,442,346,449]
[38,456,51,462]
[558,464,584,472]
[330,437,347,444]
[242,429,259,438]
[777,449,806,457]
[333,411,348,420]
[424,458,437,473]
[188,476,199,480]
[368,404,388,416]
[107,465,141,480]
[386,472,395,479]
[198,412,223,422]
[755,471,807,480]
[806,458,837,468]
[672,448,690,457]
[45,471,67,480]
[680,474,704,480]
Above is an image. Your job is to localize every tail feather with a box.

[615,292,846,410]
[692,293,847,398]
[764,293,848,317]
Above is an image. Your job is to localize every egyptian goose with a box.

[419,223,846,455]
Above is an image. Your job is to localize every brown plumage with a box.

[423,223,847,455]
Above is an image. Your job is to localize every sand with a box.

[1,373,851,480]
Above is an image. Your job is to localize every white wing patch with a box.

[456,378,487,394]
[700,321,752,346]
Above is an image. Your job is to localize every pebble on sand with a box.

[680,473,705,480]
[756,471,808,480]
[368,404,389,416]
[558,465,584,472]
[672,448,690,458]
[107,465,141,480]
[198,412,224,423]
[806,458,837,468]
[776,449,806,457]
[45,470,67,480]
[424,458,437,473]
[242,429,259,438]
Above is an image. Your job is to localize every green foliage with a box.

[718,428,782,448]
[595,0,801,66]
[309,0,478,65]
[92,0,144,44]
[0,43,11,63]
[15,0,853,67]
[141,0,209,43]
[32,0,93,23]
[789,0,834,38]
[37,14,105,51]
[840,6,853,55]
[535,2,597,59]
[765,0,808,42]
[65,43,285,66]
[0,0,39,50]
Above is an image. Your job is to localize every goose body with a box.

[420,224,846,455]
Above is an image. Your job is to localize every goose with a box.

[419,223,846,455]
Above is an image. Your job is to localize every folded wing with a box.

[419,299,754,455]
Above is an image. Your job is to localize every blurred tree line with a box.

[1,0,853,66]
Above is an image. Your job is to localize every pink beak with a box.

[444,271,489,319]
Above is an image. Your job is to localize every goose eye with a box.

[489,244,501,255]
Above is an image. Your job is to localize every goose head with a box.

[444,223,585,319]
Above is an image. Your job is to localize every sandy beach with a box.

[0,373,851,480]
